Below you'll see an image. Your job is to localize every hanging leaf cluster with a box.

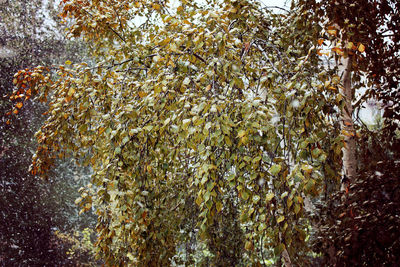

[9,0,346,265]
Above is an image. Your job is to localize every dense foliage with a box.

[6,0,400,266]
[301,1,400,266]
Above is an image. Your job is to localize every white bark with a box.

[282,248,293,267]
[340,53,357,187]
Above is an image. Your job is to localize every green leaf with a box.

[252,195,260,204]
[265,192,275,202]
[237,129,246,138]
[216,201,223,212]
[241,190,250,201]
[269,164,281,176]
[277,215,285,224]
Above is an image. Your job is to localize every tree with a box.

[296,0,400,265]
[9,0,399,265]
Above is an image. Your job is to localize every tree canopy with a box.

[7,0,400,265]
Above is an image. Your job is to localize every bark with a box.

[282,248,293,267]
[340,52,357,188]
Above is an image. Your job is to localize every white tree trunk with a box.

[282,248,293,267]
[340,53,357,188]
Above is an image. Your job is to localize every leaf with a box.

[241,190,250,201]
[216,201,223,212]
[252,195,260,204]
[294,204,301,214]
[182,119,191,129]
[226,173,235,181]
[65,60,72,65]
[265,192,275,202]
[152,3,161,10]
[15,102,23,109]
[68,87,75,96]
[269,164,281,176]
[122,136,130,145]
[245,240,253,250]
[182,77,190,86]
[237,129,246,138]
[346,42,355,49]
[327,29,337,36]
[138,91,147,98]
[277,215,285,224]
[331,47,344,55]
[195,194,203,206]
[158,37,171,46]
[358,43,365,53]
[301,164,313,174]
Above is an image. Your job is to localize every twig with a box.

[263,6,290,13]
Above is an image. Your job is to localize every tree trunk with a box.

[340,52,357,189]
[282,248,293,267]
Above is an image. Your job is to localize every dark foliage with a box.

[312,129,400,266]
[0,0,93,265]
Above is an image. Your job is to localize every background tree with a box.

[296,0,400,265]
[0,0,95,265]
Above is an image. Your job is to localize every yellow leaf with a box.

[195,194,203,206]
[158,37,171,46]
[358,43,365,53]
[341,129,355,137]
[152,3,160,10]
[317,49,329,56]
[216,201,223,212]
[224,136,232,146]
[138,91,147,98]
[327,29,337,36]
[346,42,354,49]
[15,102,23,109]
[146,165,152,173]
[331,47,344,55]
[68,87,75,96]
[177,6,183,12]
[245,241,253,250]
[65,60,72,65]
